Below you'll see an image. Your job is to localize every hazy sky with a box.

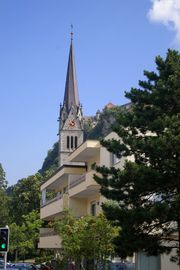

[0,0,179,185]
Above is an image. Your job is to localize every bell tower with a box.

[58,33,84,166]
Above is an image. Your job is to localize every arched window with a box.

[75,136,78,148]
[67,136,70,149]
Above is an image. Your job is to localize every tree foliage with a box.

[0,163,10,226]
[94,49,180,263]
[1,169,48,261]
[0,163,8,190]
[9,173,43,224]
[54,212,118,269]
[0,189,10,226]
[9,210,43,260]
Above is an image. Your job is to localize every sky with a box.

[0,0,180,186]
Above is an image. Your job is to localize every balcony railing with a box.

[69,174,86,189]
[38,228,62,249]
[39,228,56,237]
[40,193,69,219]
[41,193,63,207]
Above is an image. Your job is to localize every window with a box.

[111,153,120,166]
[67,136,70,149]
[91,202,96,216]
[67,136,78,149]
[71,136,73,148]
[75,136,78,148]
[42,189,46,205]
[63,186,68,194]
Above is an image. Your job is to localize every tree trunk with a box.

[15,249,18,262]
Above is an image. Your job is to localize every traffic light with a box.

[0,228,9,252]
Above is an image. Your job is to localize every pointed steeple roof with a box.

[63,38,79,112]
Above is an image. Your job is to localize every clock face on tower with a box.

[68,119,75,128]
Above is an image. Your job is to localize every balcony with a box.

[41,165,86,191]
[40,193,69,220]
[68,140,100,162]
[69,170,100,198]
[38,228,61,249]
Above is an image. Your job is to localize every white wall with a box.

[161,250,179,270]
[136,252,161,270]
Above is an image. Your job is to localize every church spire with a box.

[58,32,84,167]
[63,32,79,112]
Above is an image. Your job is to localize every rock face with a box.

[85,103,131,140]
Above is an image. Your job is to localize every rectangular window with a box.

[71,136,74,148]
[111,153,120,166]
[67,136,70,149]
[91,202,96,216]
[75,136,78,148]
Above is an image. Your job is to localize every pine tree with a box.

[94,49,180,264]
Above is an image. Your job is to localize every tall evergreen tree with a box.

[94,49,180,264]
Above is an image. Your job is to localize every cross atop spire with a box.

[63,34,79,112]
[70,24,73,41]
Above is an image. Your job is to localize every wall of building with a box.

[69,197,88,217]
[100,131,135,170]
[135,252,161,270]
[55,180,68,194]
[87,193,101,216]
[87,156,100,170]
[59,130,84,166]
[136,251,180,270]
[161,249,179,270]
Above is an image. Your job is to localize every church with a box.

[38,33,122,251]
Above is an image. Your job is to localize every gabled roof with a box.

[63,40,80,112]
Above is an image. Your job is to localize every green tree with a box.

[54,212,118,269]
[20,210,43,259]
[9,210,42,261]
[0,164,10,226]
[0,163,8,190]
[10,173,43,224]
[9,222,25,261]
[94,49,180,263]
[0,189,10,226]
